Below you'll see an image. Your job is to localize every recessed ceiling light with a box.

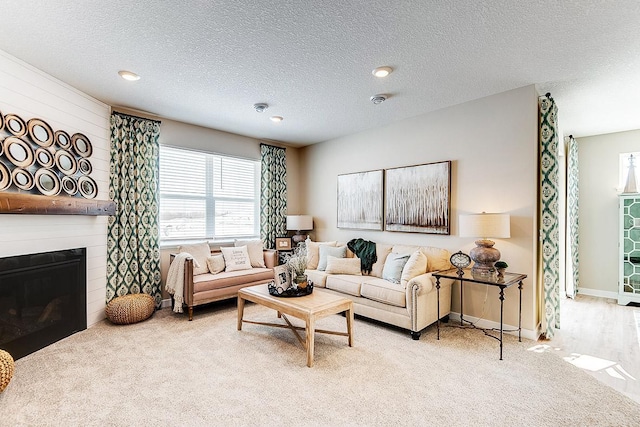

[254,103,269,112]
[118,70,140,81]
[372,66,393,78]
[270,116,283,122]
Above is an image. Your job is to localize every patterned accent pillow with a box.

[221,246,252,272]
[206,255,225,275]
[325,256,362,275]
[178,242,211,275]
[317,245,347,271]
[382,253,411,284]
[235,239,266,268]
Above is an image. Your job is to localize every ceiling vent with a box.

[370,94,387,105]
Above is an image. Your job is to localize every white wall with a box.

[300,85,539,332]
[577,129,640,298]
[0,50,111,326]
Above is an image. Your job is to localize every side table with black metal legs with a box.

[433,268,527,360]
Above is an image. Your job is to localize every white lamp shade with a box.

[286,215,313,231]
[459,213,510,239]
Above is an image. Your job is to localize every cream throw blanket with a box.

[166,252,195,313]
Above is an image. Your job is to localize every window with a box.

[159,145,260,242]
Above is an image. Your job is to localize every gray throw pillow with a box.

[382,253,411,284]
[317,245,347,271]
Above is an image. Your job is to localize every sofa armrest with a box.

[407,273,434,295]
[263,249,277,269]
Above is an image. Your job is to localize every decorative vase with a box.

[497,268,506,278]
[294,274,308,289]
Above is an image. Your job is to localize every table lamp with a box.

[459,213,510,276]
[286,215,313,245]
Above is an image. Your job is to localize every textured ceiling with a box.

[1,1,639,146]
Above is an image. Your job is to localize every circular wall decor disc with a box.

[4,114,27,137]
[27,118,54,147]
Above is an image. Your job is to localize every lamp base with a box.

[469,239,500,276]
[292,232,308,245]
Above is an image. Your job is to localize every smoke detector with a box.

[253,103,269,113]
[370,94,387,105]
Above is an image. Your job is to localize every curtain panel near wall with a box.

[106,112,162,307]
[539,94,560,339]
[260,144,287,249]
[566,136,580,298]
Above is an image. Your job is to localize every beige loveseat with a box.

[169,246,276,320]
[305,241,454,339]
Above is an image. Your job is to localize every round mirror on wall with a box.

[4,114,27,137]
[54,149,77,175]
[71,133,92,158]
[78,176,97,199]
[61,176,77,195]
[78,158,92,175]
[0,110,4,132]
[54,130,71,149]
[35,168,61,196]
[4,137,34,168]
[27,118,54,147]
[11,168,34,190]
[0,163,10,191]
[35,147,55,168]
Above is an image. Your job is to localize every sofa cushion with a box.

[235,239,266,268]
[325,256,362,275]
[382,253,410,284]
[317,245,347,271]
[193,268,273,293]
[401,250,428,288]
[178,242,210,275]
[326,274,366,296]
[206,254,225,274]
[221,246,252,272]
[370,243,393,278]
[305,269,328,287]
[361,277,406,308]
[305,239,337,269]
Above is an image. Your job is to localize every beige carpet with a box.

[2,299,640,426]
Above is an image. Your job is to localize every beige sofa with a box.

[169,249,276,320]
[305,242,453,339]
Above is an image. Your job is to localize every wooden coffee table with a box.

[237,284,354,367]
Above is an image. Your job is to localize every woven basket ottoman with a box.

[106,293,155,325]
[0,349,14,393]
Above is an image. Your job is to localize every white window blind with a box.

[159,145,260,241]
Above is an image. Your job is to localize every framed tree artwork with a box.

[337,169,383,230]
[385,161,451,234]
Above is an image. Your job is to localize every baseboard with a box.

[576,288,618,299]
[161,298,172,309]
[448,312,539,341]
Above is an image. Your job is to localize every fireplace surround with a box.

[0,248,87,359]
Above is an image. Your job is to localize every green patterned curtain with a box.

[106,112,162,307]
[566,136,580,298]
[260,144,287,249]
[539,94,560,338]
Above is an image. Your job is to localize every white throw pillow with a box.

[221,246,252,272]
[206,254,225,275]
[317,245,347,271]
[325,256,362,275]
[401,250,428,287]
[305,238,337,270]
[178,242,211,275]
[235,239,266,268]
[382,253,411,284]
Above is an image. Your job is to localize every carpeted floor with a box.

[2,300,640,426]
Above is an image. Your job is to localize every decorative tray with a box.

[268,281,314,297]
